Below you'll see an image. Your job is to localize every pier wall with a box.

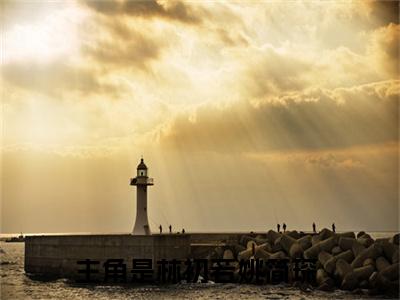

[25,234,191,278]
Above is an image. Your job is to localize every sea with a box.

[0,232,397,299]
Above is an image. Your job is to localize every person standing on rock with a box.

[283,223,287,232]
[277,224,281,232]
[159,225,162,234]
[312,222,316,233]
[169,225,172,233]
[332,223,336,233]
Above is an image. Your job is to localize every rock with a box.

[379,240,397,263]
[311,235,321,246]
[339,237,356,251]
[289,243,303,258]
[254,247,270,260]
[335,258,353,281]
[265,230,281,244]
[353,265,375,281]
[280,234,297,254]
[319,236,338,252]
[357,236,374,248]
[232,244,246,257]
[351,243,382,268]
[359,279,369,289]
[286,230,300,240]
[271,243,283,253]
[378,263,399,281]
[318,251,332,266]
[341,272,359,291]
[319,228,335,240]
[335,249,354,264]
[392,249,399,264]
[304,243,321,259]
[269,250,287,259]
[375,256,390,272]
[254,236,268,245]
[246,240,257,249]
[237,248,253,261]
[390,233,399,245]
[376,263,400,294]
[357,231,366,238]
[316,268,334,288]
[331,246,342,256]
[351,241,365,257]
[369,271,378,288]
[240,235,255,247]
[258,242,272,253]
[274,236,282,246]
[297,235,312,251]
[362,258,375,268]
[319,251,335,274]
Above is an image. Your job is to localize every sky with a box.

[1,0,399,234]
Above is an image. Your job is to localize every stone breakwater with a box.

[206,229,399,296]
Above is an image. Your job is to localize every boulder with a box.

[297,235,312,251]
[331,246,342,256]
[319,236,338,252]
[335,249,354,263]
[375,256,390,272]
[339,237,356,251]
[319,228,335,240]
[265,230,281,244]
[289,243,304,258]
[351,243,382,268]
[353,265,375,281]
[335,258,353,281]
[316,268,335,289]
[351,241,366,257]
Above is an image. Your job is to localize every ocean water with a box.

[0,240,396,300]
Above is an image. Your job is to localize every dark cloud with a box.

[367,0,399,26]
[81,0,203,24]
[1,61,121,98]
[160,81,399,153]
[82,20,163,70]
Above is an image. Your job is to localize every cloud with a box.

[80,0,203,24]
[1,60,122,98]
[159,80,399,153]
[367,23,400,77]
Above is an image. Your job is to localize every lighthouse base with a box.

[132,224,150,235]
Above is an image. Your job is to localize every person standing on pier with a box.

[277,224,281,233]
[159,225,162,234]
[332,223,336,233]
[312,222,316,233]
[182,228,185,234]
[169,225,172,233]
[283,223,287,232]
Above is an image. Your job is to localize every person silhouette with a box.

[182,228,185,234]
[332,223,336,233]
[277,224,281,233]
[169,225,172,233]
[312,222,316,233]
[283,223,287,232]
[159,225,162,234]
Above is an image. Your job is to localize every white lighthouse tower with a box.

[130,158,154,235]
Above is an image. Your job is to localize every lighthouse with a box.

[130,158,154,235]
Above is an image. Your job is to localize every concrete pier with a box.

[25,234,191,278]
